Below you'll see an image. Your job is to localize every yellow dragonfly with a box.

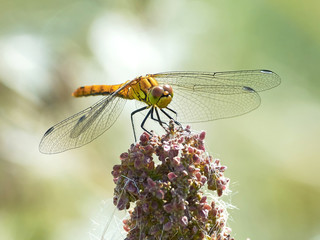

[39,70,280,154]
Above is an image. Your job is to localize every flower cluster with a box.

[111,121,234,240]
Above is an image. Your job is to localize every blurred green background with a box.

[1,0,320,239]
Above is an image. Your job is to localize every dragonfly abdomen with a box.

[72,83,130,98]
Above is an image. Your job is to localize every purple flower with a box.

[112,120,233,240]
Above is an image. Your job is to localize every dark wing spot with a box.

[44,126,54,136]
[260,70,273,74]
[78,115,87,123]
[243,86,255,92]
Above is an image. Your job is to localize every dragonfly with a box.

[39,70,280,154]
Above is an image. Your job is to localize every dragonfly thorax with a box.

[147,85,173,108]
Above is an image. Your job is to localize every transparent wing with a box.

[153,70,280,123]
[39,94,127,154]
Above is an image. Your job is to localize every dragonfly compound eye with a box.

[149,86,164,104]
[163,84,173,97]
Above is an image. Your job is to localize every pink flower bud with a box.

[199,131,206,140]
[168,172,177,181]
[163,221,173,231]
[180,216,188,226]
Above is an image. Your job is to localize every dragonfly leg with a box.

[160,108,182,127]
[166,107,178,120]
[140,108,153,135]
[131,106,148,142]
[151,107,168,127]
[165,107,182,128]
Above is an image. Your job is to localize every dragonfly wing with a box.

[153,70,280,123]
[39,95,127,154]
[167,85,261,122]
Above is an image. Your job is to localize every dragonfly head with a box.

[149,84,173,108]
